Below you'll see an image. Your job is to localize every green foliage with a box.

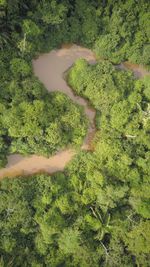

[1,160,149,266]
[93,1,150,65]
[124,221,150,266]
[36,0,67,26]
[68,59,134,113]
[0,91,87,156]
[0,1,150,266]
[94,34,122,63]
[23,19,41,37]
[1,0,149,65]
[10,58,32,78]
[67,59,150,266]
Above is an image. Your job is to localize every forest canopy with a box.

[0,0,149,64]
[0,0,150,266]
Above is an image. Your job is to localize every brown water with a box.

[0,45,96,179]
[119,62,150,78]
[0,44,149,179]
[0,150,76,179]
[32,44,96,149]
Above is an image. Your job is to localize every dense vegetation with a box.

[0,156,150,266]
[0,69,87,166]
[69,59,150,215]
[0,0,150,163]
[1,63,150,267]
[0,0,150,64]
[0,0,150,266]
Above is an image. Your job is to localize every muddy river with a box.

[0,44,149,179]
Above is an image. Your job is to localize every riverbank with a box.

[0,44,149,180]
[0,45,96,179]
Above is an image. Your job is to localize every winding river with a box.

[0,44,149,179]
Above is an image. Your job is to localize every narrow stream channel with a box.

[0,45,96,179]
[0,44,149,179]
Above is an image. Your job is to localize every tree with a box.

[125,221,150,266]
[10,58,31,78]
[36,0,67,26]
